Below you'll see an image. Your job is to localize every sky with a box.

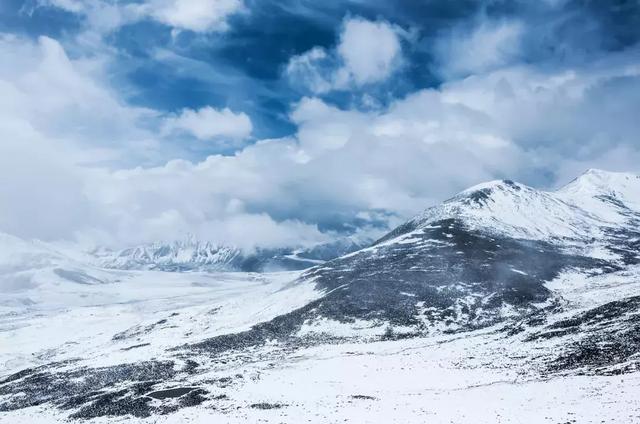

[1,0,639,249]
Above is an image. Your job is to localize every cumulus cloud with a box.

[78,88,519,246]
[286,17,403,93]
[0,34,159,164]
[0,35,268,247]
[163,106,252,142]
[0,35,102,240]
[336,18,403,85]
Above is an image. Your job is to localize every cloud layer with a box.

[2,2,640,250]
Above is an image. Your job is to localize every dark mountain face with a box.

[301,218,610,327]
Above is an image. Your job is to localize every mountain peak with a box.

[559,168,640,203]
[568,168,638,184]
[455,179,530,202]
[583,168,611,176]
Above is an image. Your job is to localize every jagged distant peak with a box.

[104,238,242,272]
[94,235,372,273]
[134,235,229,251]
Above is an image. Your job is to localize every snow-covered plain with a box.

[2,262,640,423]
[0,267,320,374]
[7,339,640,424]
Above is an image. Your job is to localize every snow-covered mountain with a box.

[385,168,640,244]
[95,239,244,272]
[293,169,640,333]
[1,169,640,423]
[95,236,372,272]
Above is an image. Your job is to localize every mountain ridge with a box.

[376,168,640,248]
[92,235,373,273]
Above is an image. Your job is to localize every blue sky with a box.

[1,0,639,248]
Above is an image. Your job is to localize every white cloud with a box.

[286,17,403,93]
[1,33,639,251]
[163,106,253,141]
[0,34,159,164]
[87,50,640,248]
[42,0,84,13]
[141,0,244,32]
[39,0,244,33]
[285,47,334,94]
[0,35,263,247]
[435,20,524,79]
[336,17,402,85]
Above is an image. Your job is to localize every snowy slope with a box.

[560,168,640,216]
[0,232,124,312]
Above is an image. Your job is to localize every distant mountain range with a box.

[93,236,372,272]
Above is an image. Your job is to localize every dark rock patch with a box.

[0,361,175,415]
[121,343,151,351]
[350,395,377,400]
[179,389,209,407]
[250,402,286,409]
[182,359,200,374]
[69,390,153,419]
[528,296,640,341]
[525,296,640,374]
[147,387,198,400]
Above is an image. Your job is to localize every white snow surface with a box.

[0,268,319,374]
[2,235,640,423]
